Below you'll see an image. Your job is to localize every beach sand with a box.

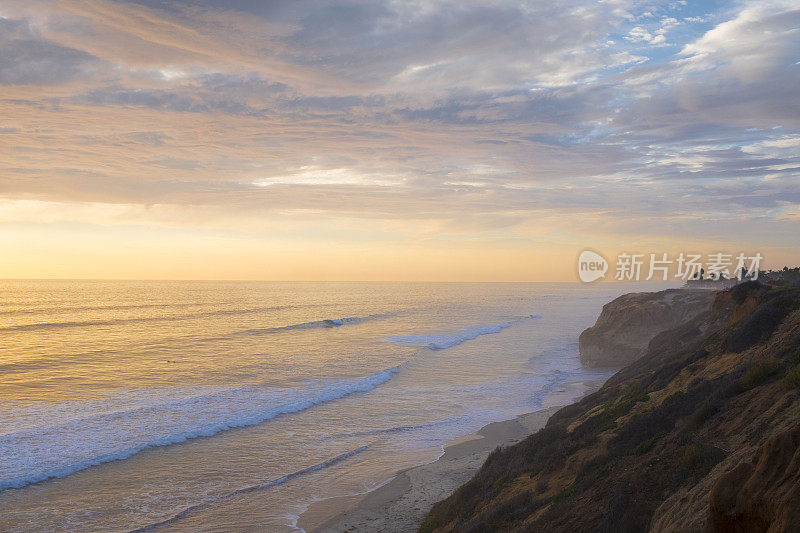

[297,380,605,532]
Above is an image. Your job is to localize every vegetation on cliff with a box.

[422,282,800,532]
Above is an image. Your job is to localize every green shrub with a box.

[627,432,666,456]
[738,357,781,390]
[687,401,719,430]
[491,474,508,490]
[418,514,440,533]
[598,419,618,432]
[782,364,800,390]
[682,444,705,471]
[680,442,724,480]
[552,483,577,503]
[593,461,613,478]
[602,386,650,419]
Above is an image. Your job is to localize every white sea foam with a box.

[237,313,392,335]
[386,323,513,350]
[0,367,400,491]
[128,444,372,532]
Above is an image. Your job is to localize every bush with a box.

[553,483,577,503]
[680,442,725,480]
[726,304,790,353]
[418,514,440,533]
[738,357,781,390]
[492,474,508,489]
[682,444,705,471]
[602,386,650,419]
[782,364,800,391]
[598,419,618,432]
[687,400,719,430]
[626,432,665,456]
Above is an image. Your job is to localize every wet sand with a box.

[297,379,606,532]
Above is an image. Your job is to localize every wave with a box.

[386,323,513,350]
[0,367,400,491]
[235,313,393,336]
[128,444,371,532]
[0,306,298,332]
[526,342,615,386]
[527,342,580,364]
[332,418,456,440]
[0,302,199,316]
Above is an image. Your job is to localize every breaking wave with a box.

[0,367,400,491]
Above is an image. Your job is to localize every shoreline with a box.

[297,379,607,533]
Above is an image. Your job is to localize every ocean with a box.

[0,280,666,531]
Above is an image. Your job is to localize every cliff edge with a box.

[579,288,715,367]
[422,281,800,532]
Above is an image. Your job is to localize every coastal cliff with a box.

[579,289,715,367]
[421,281,800,532]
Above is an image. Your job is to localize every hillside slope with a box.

[422,282,800,532]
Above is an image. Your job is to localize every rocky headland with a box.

[578,288,716,367]
[422,281,800,532]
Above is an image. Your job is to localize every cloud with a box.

[624,16,680,44]
[0,18,102,85]
[72,87,257,114]
[679,3,800,81]
[0,0,797,262]
[625,26,661,44]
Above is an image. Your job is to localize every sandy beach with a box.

[297,380,606,533]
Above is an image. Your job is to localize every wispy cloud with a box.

[0,0,798,277]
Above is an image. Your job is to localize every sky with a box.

[0,0,798,280]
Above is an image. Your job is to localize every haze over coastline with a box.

[0,0,799,280]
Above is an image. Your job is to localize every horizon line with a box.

[0,278,683,284]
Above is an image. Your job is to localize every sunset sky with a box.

[0,0,798,280]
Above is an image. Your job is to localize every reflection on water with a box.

[0,281,665,531]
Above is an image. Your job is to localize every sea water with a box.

[0,281,669,531]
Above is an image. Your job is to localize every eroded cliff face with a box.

[422,282,800,533]
[705,423,800,533]
[579,289,716,367]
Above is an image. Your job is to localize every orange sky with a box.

[0,0,798,280]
